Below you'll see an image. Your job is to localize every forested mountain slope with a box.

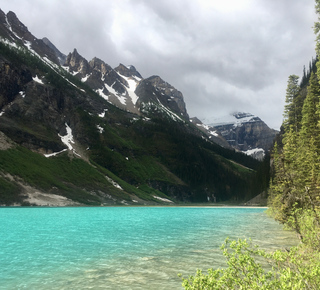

[0,9,267,206]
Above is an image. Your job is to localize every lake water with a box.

[0,207,298,289]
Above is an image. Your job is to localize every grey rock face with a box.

[189,117,231,148]
[0,10,60,65]
[42,37,66,65]
[62,49,189,121]
[207,113,278,153]
[146,76,189,119]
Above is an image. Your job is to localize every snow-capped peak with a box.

[202,112,258,127]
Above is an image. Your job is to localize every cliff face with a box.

[0,53,106,154]
[0,57,32,108]
[189,117,231,148]
[203,113,278,159]
[215,117,277,151]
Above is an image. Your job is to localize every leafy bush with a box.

[180,238,320,289]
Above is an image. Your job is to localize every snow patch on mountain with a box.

[81,74,91,82]
[19,91,25,98]
[156,98,184,122]
[98,109,108,118]
[117,94,127,105]
[33,75,44,84]
[56,123,81,157]
[5,15,21,40]
[117,73,140,105]
[96,125,104,133]
[243,148,265,161]
[24,40,32,50]
[102,83,126,105]
[104,82,117,96]
[105,176,123,190]
[153,196,173,203]
[96,88,109,101]
[0,38,18,49]
[203,112,257,127]
[59,123,75,151]
[44,149,67,158]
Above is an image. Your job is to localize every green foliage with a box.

[315,0,320,75]
[269,71,320,237]
[283,75,300,131]
[300,57,317,88]
[180,238,320,290]
[83,112,262,202]
[0,146,129,204]
[0,176,22,205]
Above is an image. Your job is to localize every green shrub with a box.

[180,238,320,289]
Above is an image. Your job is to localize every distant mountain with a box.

[0,9,268,206]
[201,112,278,160]
[189,117,231,148]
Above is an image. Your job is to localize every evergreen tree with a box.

[315,0,320,76]
[270,70,320,240]
[283,75,300,131]
[300,72,320,144]
[269,125,302,234]
[300,65,307,87]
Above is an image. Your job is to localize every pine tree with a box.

[283,75,300,130]
[269,126,303,234]
[315,0,320,76]
[300,72,320,143]
[298,72,320,192]
[300,65,307,87]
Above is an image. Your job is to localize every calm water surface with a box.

[0,207,298,289]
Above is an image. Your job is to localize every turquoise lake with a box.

[0,207,298,289]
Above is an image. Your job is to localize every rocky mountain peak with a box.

[89,57,112,76]
[115,64,143,79]
[146,75,189,119]
[0,10,60,65]
[64,49,90,75]
[6,11,30,39]
[127,65,142,78]
[202,112,278,159]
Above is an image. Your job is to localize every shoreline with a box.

[0,204,268,209]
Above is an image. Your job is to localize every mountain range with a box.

[0,9,271,206]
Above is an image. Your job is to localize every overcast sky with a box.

[1,0,318,129]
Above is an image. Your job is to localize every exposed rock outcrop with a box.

[204,112,278,154]
[0,10,60,65]
[189,117,231,148]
